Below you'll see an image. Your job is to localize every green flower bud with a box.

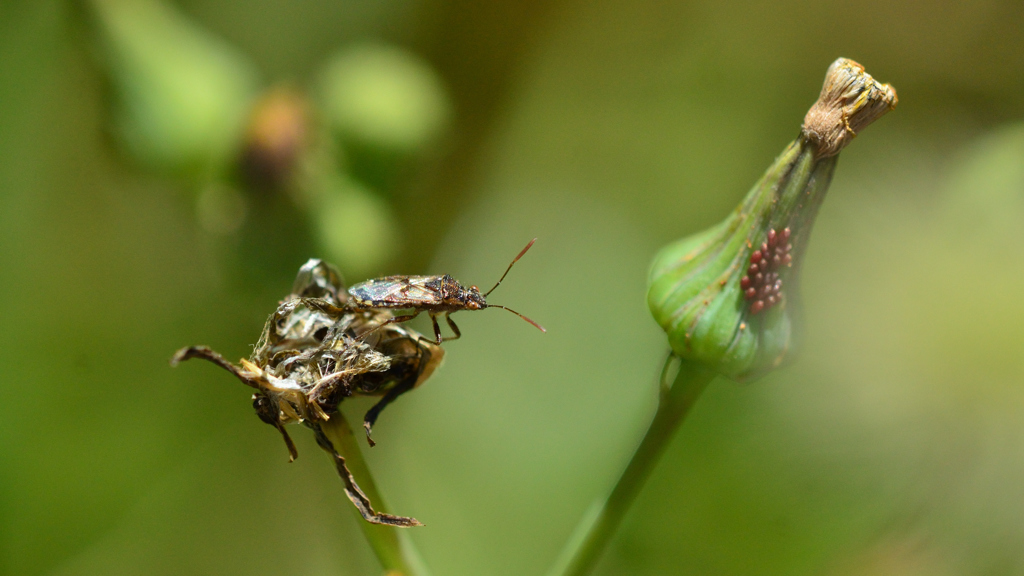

[648,58,897,381]
[316,44,451,156]
[309,169,401,277]
[88,0,259,177]
[315,44,451,192]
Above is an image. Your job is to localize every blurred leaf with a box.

[6,0,1024,575]
[318,44,450,153]
[941,120,1024,241]
[89,0,259,178]
[309,169,402,277]
[195,182,247,234]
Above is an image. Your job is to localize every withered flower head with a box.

[802,58,898,159]
[172,259,443,527]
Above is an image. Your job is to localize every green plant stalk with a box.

[321,414,431,576]
[548,360,715,576]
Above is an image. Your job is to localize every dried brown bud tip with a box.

[802,58,897,158]
[240,89,310,190]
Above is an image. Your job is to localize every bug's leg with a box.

[442,313,462,342]
[387,312,421,325]
[300,297,350,317]
[253,394,299,462]
[272,423,298,461]
[170,346,259,390]
[429,313,444,344]
[364,338,434,446]
[311,424,423,527]
[355,311,420,343]
[362,378,416,447]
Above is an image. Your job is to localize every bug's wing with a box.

[292,259,345,301]
[349,277,438,307]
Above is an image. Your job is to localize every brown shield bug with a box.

[308,239,546,344]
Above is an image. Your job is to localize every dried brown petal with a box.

[802,58,898,158]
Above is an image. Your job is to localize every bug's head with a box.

[464,285,487,310]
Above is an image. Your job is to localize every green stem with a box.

[548,359,715,576]
[321,414,432,576]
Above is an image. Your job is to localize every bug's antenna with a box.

[487,304,546,333]
[483,238,537,297]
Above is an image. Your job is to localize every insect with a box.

[281,260,445,445]
[307,239,546,344]
[171,258,442,527]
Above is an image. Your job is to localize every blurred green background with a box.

[3,0,1024,575]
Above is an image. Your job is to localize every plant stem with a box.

[548,359,715,576]
[321,414,432,576]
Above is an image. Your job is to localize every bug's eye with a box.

[470,285,479,292]
[313,326,329,341]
